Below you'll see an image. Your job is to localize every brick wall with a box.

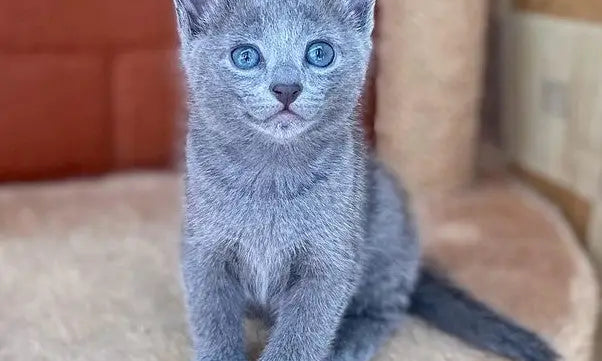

[0,0,182,181]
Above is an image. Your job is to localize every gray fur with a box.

[174,1,557,361]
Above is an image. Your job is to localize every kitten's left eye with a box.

[231,45,261,70]
[306,41,335,68]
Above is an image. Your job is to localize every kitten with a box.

[174,1,558,361]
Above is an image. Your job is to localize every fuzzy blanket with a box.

[0,174,597,361]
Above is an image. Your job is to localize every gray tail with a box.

[408,267,559,361]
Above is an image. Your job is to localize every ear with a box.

[172,0,219,42]
[344,0,376,34]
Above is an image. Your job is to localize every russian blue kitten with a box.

[174,1,558,361]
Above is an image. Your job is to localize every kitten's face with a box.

[176,0,374,143]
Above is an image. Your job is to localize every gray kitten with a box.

[174,1,558,361]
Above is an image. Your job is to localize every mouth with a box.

[270,110,301,129]
[250,110,316,141]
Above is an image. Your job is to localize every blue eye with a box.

[306,41,335,68]
[231,45,261,70]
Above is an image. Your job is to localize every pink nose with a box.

[270,83,303,107]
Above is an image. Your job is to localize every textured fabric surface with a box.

[0,173,597,361]
[374,0,488,193]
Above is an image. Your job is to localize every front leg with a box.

[259,246,359,361]
[182,242,247,361]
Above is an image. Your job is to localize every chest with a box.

[189,173,357,245]
[188,181,358,305]
[185,153,364,301]
[234,241,292,308]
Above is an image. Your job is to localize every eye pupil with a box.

[242,50,252,62]
[315,48,323,60]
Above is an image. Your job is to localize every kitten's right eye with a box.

[231,45,261,70]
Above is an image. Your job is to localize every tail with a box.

[408,267,559,361]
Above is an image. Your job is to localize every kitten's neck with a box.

[186,123,358,200]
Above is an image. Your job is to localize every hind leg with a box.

[326,296,406,361]
[326,312,403,361]
[326,261,415,361]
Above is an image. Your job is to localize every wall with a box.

[500,2,602,273]
[516,0,602,23]
[0,0,181,181]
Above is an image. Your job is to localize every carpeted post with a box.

[373,0,489,194]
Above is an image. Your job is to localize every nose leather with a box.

[271,83,302,107]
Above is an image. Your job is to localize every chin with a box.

[249,111,316,143]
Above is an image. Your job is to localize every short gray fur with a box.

[173,1,558,361]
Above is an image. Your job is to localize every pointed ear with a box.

[345,0,376,34]
[173,0,219,42]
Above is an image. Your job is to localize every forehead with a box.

[215,0,343,41]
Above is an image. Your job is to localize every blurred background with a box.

[0,0,601,360]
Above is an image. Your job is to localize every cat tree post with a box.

[373,0,489,194]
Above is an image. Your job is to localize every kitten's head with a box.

[175,0,375,143]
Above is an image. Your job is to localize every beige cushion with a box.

[0,174,597,361]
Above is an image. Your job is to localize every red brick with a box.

[0,0,177,50]
[112,50,184,168]
[0,54,111,180]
